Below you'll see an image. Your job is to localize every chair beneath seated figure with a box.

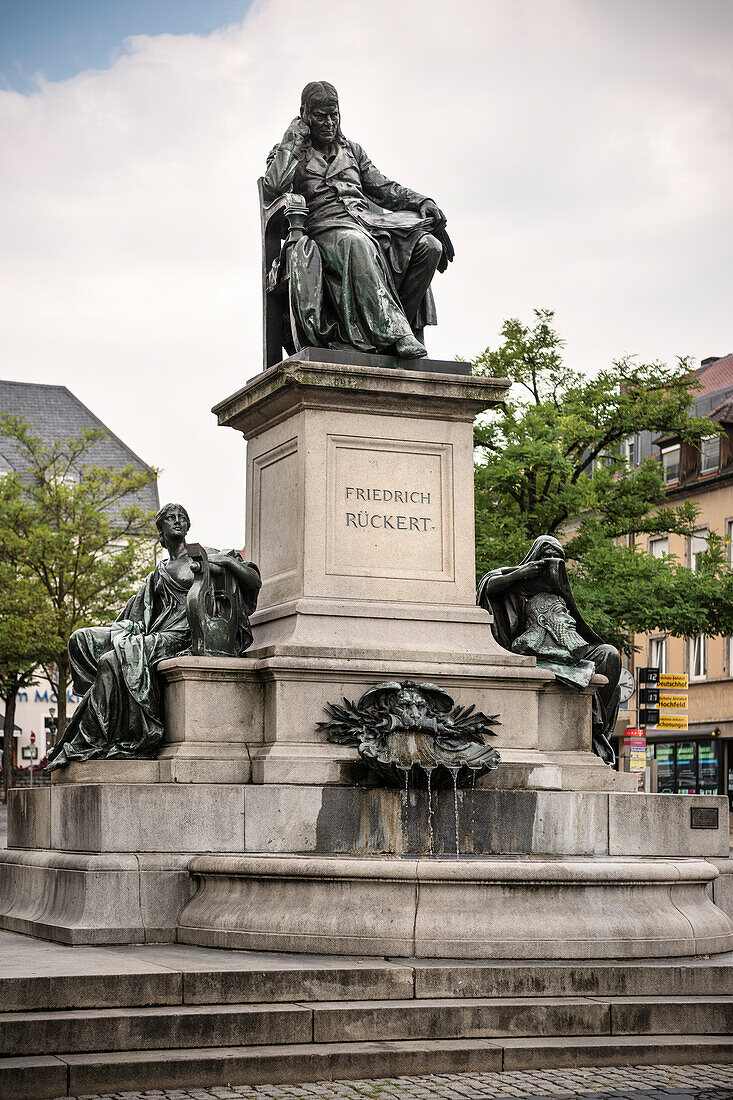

[258,177,308,372]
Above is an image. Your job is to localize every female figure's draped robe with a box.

[264,138,441,353]
[47,553,259,769]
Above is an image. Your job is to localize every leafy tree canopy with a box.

[472,310,733,652]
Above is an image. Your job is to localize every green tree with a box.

[0,533,55,800]
[0,415,158,748]
[473,310,733,652]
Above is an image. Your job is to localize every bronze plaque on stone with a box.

[690,806,719,830]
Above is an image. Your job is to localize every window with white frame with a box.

[624,435,638,467]
[661,445,680,485]
[728,519,733,569]
[690,634,707,680]
[689,528,708,572]
[649,536,669,559]
[700,435,720,475]
[649,636,668,674]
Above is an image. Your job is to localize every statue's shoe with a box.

[394,334,428,359]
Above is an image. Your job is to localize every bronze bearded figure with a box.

[477,536,621,765]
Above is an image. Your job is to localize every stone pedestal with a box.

[210,354,619,788]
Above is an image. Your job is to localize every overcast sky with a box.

[1,0,731,548]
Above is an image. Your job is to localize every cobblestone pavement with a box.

[59,1063,733,1099]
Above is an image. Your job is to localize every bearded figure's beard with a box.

[549,620,587,656]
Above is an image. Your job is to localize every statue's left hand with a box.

[420,199,446,226]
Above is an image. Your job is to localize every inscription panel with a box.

[326,434,454,581]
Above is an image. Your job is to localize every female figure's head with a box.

[155,503,190,547]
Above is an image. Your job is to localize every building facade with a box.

[617,354,733,805]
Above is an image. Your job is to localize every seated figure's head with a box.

[525,535,566,564]
[155,503,190,547]
[521,592,586,655]
[300,81,341,147]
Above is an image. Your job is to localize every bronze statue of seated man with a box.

[263,80,453,360]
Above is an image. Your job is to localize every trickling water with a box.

[398,766,410,852]
[424,766,435,855]
[449,767,460,856]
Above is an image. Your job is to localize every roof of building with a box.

[694,353,733,400]
[0,380,159,513]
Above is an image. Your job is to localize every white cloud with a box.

[1,0,732,546]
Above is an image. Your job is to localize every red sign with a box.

[29,732,36,744]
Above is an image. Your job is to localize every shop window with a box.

[661,445,680,485]
[699,435,720,475]
[654,742,675,793]
[652,739,720,796]
[649,536,668,559]
[690,634,707,680]
[675,742,697,793]
[649,636,668,674]
[698,741,720,795]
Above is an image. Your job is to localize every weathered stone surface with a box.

[0,850,193,946]
[49,783,245,852]
[607,994,733,1036]
[710,858,733,922]
[0,1054,68,1100]
[51,759,162,784]
[412,957,733,999]
[62,1038,504,1094]
[0,1002,313,1056]
[310,996,610,1042]
[159,656,264,746]
[288,347,473,376]
[7,788,50,849]
[608,793,730,858]
[500,1033,733,1070]
[178,853,733,959]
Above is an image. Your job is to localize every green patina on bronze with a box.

[47,504,261,770]
[264,81,454,362]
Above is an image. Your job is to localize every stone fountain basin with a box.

[178,853,733,960]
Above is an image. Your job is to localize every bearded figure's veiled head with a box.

[524,592,586,656]
[521,535,566,566]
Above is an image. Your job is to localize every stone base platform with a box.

[1,929,733,1096]
[178,853,733,960]
[1,781,729,945]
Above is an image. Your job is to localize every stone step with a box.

[4,951,733,1012]
[309,994,733,1043]
[1,994,731,1058]
[410,957,733,998]
[2,1034,733,1098]
[0,953,413,1012]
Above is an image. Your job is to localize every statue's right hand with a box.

[284,117,310,145]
